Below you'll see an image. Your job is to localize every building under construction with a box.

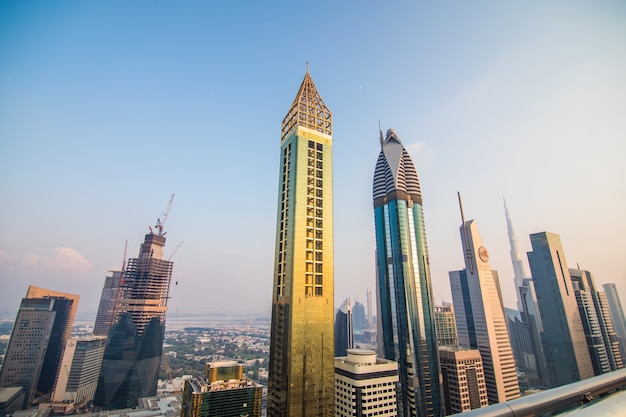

[94,197,175,410]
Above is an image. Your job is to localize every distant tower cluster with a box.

[94,199,175,409]
[373,128,443,417]
[366,289,374,328]
[0,286,78,409]
[503,201,547,389]
[267,70,335,417]
[449,194,520,405]
[569,268,623,372]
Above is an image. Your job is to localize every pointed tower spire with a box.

[281,70,332,142]
[458,192,475,274]
[504,198,529,311]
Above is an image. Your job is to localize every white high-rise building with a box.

[335,349,398,417]
[449,194,520,405]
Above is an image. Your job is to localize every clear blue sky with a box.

[1,1,625,318]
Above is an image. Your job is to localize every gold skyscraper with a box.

[267,70,335,417]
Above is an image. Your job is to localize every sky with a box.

[1,1,625,320]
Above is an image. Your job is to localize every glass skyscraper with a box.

[373,128,442,417]
[527,232,594,387]
[94,232,174,409]
[267,70,335,417]
[335,298,353,357]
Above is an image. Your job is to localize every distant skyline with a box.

[1,1,625,318]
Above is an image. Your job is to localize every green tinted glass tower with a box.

[373,129,443,417]
[267,70,334,417]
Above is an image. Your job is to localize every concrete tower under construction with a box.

[94,198,175,409]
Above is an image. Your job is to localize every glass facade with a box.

[373,129,442,417]
[527,232,595,387]
[268,72,335,417]
[94,315,164,409]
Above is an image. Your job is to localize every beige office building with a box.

[439,346,488,415]
[449,197,520,404]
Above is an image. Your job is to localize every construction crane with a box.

[167,241,184,261]
[154,194,174,236]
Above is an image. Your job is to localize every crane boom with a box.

[168,241,184,261]
[155,194,175,236]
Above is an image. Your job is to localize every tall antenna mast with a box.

[458,192,475,274]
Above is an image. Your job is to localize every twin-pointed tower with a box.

[373,129,443,417]
[449,195,520,404]
[267,70,335,417]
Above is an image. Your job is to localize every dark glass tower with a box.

[94,231,173,409]
[527,232,594,387]
[373,129,442,417]
[335,298,353,357]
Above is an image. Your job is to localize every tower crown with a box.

[281,71,332,142]
[373,129,422,206]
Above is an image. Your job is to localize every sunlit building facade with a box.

[373,129,443,417]
[51,336,107,407]
[267,70,335,417]
[449,199,520,404]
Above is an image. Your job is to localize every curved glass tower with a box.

[373,129,442,417]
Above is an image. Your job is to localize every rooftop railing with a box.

[453,367,626,417]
